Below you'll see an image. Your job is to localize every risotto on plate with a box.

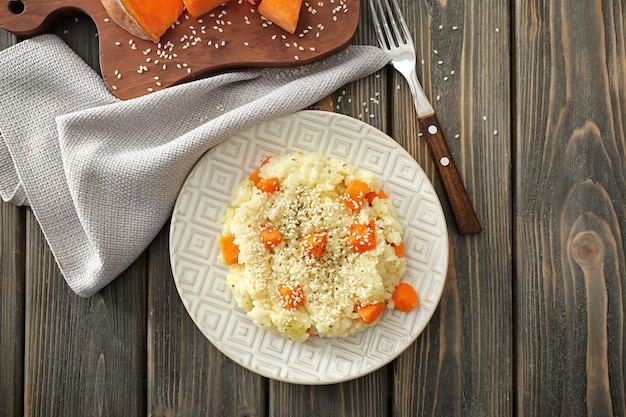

[220,151,415,342]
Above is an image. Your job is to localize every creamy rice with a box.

[221,152,406,342]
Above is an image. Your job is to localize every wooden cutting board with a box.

[1,0,360,100]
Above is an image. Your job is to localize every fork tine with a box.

[368,0,387,49]
[380,0,403,46]
[369,0,414,49]
[369,0,397,50]
[376,0,399,48]
[389,0,414,45]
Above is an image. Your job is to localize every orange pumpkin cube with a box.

[343,180,369,212]
[183,0,230,18]
[258,0,303,34]
[279,284,305,308]
[101,0,185,43]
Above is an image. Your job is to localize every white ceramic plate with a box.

[169,110,448,384]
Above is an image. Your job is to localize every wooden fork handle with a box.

[418,113,482,234]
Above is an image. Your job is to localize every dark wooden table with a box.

[2,0,625,415]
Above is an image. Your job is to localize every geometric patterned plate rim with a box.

[169,110,449,384]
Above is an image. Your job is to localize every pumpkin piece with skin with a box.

[101,0,184,43]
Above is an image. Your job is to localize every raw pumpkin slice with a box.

[258,0,303,34]
[101,0,184,43]
[183,0,230,18]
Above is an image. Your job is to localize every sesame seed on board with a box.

[101,0,352,97]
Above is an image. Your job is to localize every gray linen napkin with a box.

[0,34,389,297]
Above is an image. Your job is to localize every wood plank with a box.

[147,223,268,416]
[51,14,102,74]
[515,0,626,414]
[23,211,147,416]
[390,0,512,415]
[0,201,25,417]
[0,28,24,417]
[0,24,24,417]
[271,375,389,417]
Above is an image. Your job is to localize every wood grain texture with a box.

[23,212,147,416]
[390,0,512,416]
[0,26,23,417]
[7,0,610,412]
[0,0,359,100]
[270,373,389,417]
[147,224,268,417]
[515,0,626,415]
[0,203,25,417]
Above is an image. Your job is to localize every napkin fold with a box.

[0,34,389,297]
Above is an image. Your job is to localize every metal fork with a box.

[369,0,481,234]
